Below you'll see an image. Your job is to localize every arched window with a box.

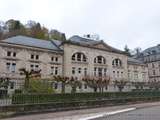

[72,52,87,62]
[94,56,106,64]
[112,58,122,67]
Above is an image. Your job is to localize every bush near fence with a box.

[12,91,160,104]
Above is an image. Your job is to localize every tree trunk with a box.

[94,87,97,92]
[25,77,29,90]
[71,86,76,93]
[61,82,65,94]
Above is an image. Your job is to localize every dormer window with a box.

[152,50,156,54]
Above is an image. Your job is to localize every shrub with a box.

[12,91,160,104]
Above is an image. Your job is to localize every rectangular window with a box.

[104,68,107,76]
[36,55,39,60]
[134,73,138,79]
[78,68,81,74]
[84,84,87,89]
[30,64,34,71]
[7,51,11,57]
[11,63,16,73]
[31,54,34,59]
[55,67,58,75]
[13,52,16,57]
[142,73,145,79]
[54,83,58,89]
[121,72,123,78]
[128,72,131,78]
[153,70,156,75]
[51,67,54,75]
[113,71,115,77]
[10,82,14,89]
[98,68,102,77]
[35,65,39,70]
[51,57,54,61]
[84,68,87,76]
[55,57,58,62]
[6,62,10,71]
[72,67,75,75]
[117,71,119,77]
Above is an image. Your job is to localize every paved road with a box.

[93,105,160,120]
[3,102,160,120]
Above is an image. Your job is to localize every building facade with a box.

[136,44,160,82]
[127,58,148,82]
[0,35,149,93]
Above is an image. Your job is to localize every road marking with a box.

[78,107,136,120]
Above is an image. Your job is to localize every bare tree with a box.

[0,77,10,89]
[132,81,146,90]
[83,76,110,93]
[114,79,127,92]
[148,81,160,91]
[19,68,41,92]
[68,77,82,93]
[53,75,69,93]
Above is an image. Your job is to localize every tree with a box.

[148,81,160,91]
[29,22,49,40]
[68,77,82,93]
[82,77,98,92]
[49,29,66,41]
[4,19,27,38]
[132,81,146,90]
[124,45,131,56]
[0,77,10,89]
[82,76,110,93]
[28,78,54,94]
[114,79,127,92]
[134,47,142,57]
[53,75,69,93]
[19,68,41,92]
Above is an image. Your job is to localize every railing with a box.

[1,91,160,117]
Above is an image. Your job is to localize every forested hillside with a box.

[0,19,66,41]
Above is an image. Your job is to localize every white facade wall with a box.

[63,44,128,82]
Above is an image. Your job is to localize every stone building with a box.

[0,35,149,93]
[127,58,148,82]
[136,44,160,82]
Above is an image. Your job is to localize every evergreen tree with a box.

[124,45,131,56]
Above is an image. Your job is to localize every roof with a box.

[67,35,126,54]
[141,44,160,56]
[128,57,145,65]
[69,35,100,45]
[1,35,62,51]
[51,39,62,47]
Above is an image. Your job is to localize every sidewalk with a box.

[3,102,160,120]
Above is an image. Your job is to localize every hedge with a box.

[12,91,160,104]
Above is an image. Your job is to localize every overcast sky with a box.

[0,0,160,50]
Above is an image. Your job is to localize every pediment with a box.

[93,42,112,51]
